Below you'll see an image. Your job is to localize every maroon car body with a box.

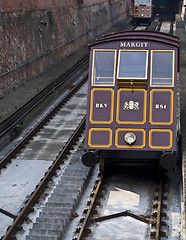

[82,31,180,170]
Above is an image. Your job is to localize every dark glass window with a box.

[140,0,146,5]
[146,0,151,6]
[92,50,116,86]
[151,51,174,86]
[135,0,140,6]
[118,51,148,79]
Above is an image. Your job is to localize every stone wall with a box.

[0,0,132,97]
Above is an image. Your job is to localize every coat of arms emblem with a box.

[123,101,139,110]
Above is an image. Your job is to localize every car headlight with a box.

[124,132,136,145]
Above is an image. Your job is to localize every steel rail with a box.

[0,55,89,138]
[155,175,163,240]
[155,20,162,32]
[76,175,104,240]
[2,116,86,240]
[0,74,88,170]
[170,22,174,35]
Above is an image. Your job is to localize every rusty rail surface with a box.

[75,175,104,240]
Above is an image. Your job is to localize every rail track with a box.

[2,118,86,240]
[67,165,181,240]
[0,75,87,171]
[0,57,89,152]
[0,76,88,239]
[0,56,89,139]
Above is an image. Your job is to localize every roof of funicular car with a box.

[89,30,179,48]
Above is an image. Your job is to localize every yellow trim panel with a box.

[149,89,174,125]
[116,88,147,124]
[88,128,112,148]
[115,128,146,148]
[149,129,173,149]
[89,88,114,124]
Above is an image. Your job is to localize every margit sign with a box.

[120,42,149,48]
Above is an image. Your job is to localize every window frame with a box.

[117,49,149,80]
[150,50,175,87]
[91,49,117,87]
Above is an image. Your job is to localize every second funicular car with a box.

[133,0,153,25]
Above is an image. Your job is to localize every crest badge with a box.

[123,101,139,110]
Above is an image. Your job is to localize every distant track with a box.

[0,56,89,138]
